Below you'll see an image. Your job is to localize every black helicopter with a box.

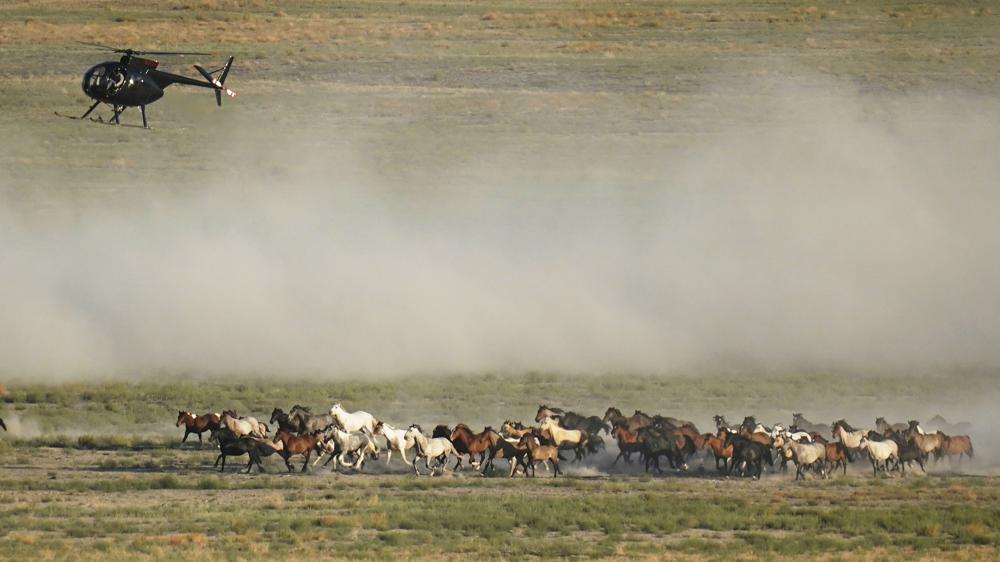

[72,43,235,128]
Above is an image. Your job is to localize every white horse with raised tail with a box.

[329,403,379,434]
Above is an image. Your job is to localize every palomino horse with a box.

[936,434,973,465]
[539,418,589,461]
[405,425,460,476]
[220,411,268,439]
[858,437,898,477]
[449,424,495,470]
[329,403,378,434]
[176,411,221,445]
[534,405,609,436]
[373,421,415,466]
[272,430,324,472]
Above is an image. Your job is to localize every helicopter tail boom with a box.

[194,57,235,107]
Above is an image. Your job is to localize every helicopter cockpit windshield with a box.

[82,63,126,99]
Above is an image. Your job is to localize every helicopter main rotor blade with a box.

[75,42,213,56]
[75,41,121,51]
[136,51,214,56]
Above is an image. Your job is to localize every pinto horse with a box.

[176,411,221,445]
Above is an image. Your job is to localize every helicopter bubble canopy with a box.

[82,62,127,100]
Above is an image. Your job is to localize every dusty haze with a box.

[2,80,999,380]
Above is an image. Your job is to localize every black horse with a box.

[726,434,773,479]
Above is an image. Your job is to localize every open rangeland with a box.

[0,373,998,560]
[2,0,1000,559]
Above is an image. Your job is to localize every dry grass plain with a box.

[1,0,999,559]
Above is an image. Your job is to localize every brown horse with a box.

[450,424,496,470]
[611,425,643,465]
[824,442,849,475]
[936,434,974,465]
[480,428,531,476]
[603,407,652,433]
[501,420,535,440]
[701,433,733,473]
[272,430,323,472]
[519,434,562,477]
[176,411,221,445]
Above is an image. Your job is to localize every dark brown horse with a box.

[176,411,221,445]
[603,407,652,433]
[273,430,324,472]
[450,424,496,470]
[480,428,531,476]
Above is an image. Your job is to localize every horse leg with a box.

[182,429,190,444]
[219,454,227,473]
[301,451,311,472]
[215,453,224,470]
[412,455,422,476]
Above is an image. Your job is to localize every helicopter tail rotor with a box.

[194,57,236,107]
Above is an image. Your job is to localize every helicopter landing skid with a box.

[54,111,149,129]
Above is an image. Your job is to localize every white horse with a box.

[405,425,459,476]
[220,412,267,439]
[373,421,415,466]
[859,437,898,477]
[782,441,827,480]
[314,427,379,471]
[772,424,813,443]
[832,423,867,450]
[329,403,379,434]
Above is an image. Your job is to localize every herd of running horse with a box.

[174,404,976,479]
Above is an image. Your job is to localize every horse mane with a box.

[834,419,856,432]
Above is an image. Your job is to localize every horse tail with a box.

[967,441,974,459]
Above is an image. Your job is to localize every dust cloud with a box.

[1,79,999,381]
